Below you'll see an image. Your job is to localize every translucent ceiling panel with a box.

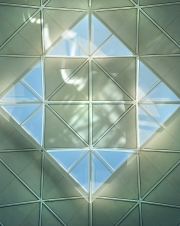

[50,104,89,143]
[0,151,41,197]
[22,62,43,98]
[91,15,111,53]
[145,164,180,206]
[143,82,180,101]
[45,199,88,226]
[92,104,131,143]
[0,114,36,150]
[68,15,88,53]
[92,154,111,192]
[140,0,180,5]
[138,107,160,145]
[94,35,133,56]
[97,150,133,170]
[2,82,39,101]
[1,104,40,124]
[143,5,180,45]
[0,203,39,226]
[92,0,134,8]
[95,58,136,98]
[48,150,84,171]
[0,13,42,55]
[141,104,179,124]
[45,58,86,98]
[0,163,37,205]
[42,205,64,226]
[139,12,180,54]
[0,0,40,5]
[50,63,89,101]
[140,151,180,197]
[43,9,84,51]
[0,57,39,96]
[95,106,136,148]
[47,35,86,56]
[145,128,180,150]
[98,154,138,200]
[138,62,159,99]
[141,56,180,97]
[43,153,81,200]
[93,199,135,226]
[22,106,43,144]
[70,154,89,191]
[45,0,88,8]
[45,107,85,148]
[0,6,36,46]
[95,9,137,52]
[92,63,131,101]
[142,204,180,226]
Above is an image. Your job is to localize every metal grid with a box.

[0,0,180,225]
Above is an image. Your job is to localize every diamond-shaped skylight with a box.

[0,13,179,202]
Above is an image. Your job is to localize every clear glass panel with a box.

[22,106,43,144]
[47,35,86,56]
[141,104,180,124]
[97,150,133,170]
[92,154,111,192]
[1,104,40,124]
[1,82,39,101]
[69,15,88,53]
[138,107,160,145]
[91,15,111,53]
[70,154,89,191]
[48,150,84,171]
[22,62,43,97]
[138,62,159,99]
[143,82,180,101]
[94,35,133,56]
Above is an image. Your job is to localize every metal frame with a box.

[0,0,180,225]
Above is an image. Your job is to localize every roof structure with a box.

[0,0,180,225]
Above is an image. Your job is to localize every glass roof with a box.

[0,0,180,225]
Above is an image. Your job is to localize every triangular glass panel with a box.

[92,153,111,192]
[0,13,42,55]
[138,62,159,99]
[47,35,86,56]
[22,62,43,98]
[22,106,43,144]
[141,104,180,124]
[97,150,133,170]
[92,104,131,143]
[70,154,89,191]
[68,15,88,53]
[91,15,111,53]
[92,63,131,101]
[48,150,84,171]
[1,104,40,124]
[50,62,89,101]
[138,107,160,145]
[143,82,180,101]
[94,35,133,56]
[1,82,39,101]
